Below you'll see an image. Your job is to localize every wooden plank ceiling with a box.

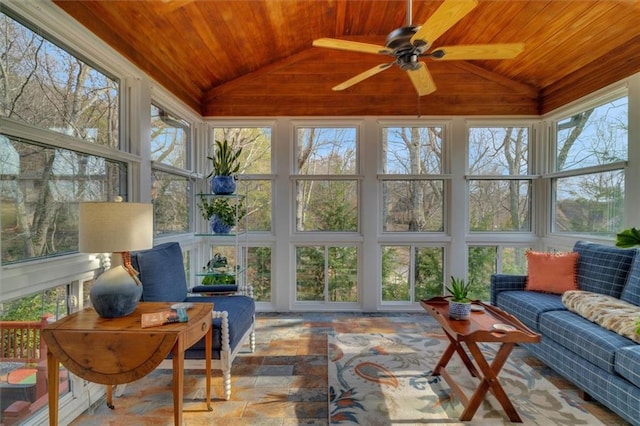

[53,0,640,117]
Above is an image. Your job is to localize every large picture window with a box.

[295,245,358,303]
[1,135,126,263]
[468,126,531,232]
[468,245,529,301]
[1,12,119,148]
[150,104,192,235]
[381,126,444,232]
[551,95,627,235]
[294,127,358,232]
[381,245,444,303]
[211,127,272,232]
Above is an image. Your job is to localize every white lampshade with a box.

[79,201,153,253]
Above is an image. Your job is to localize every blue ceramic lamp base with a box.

[90,265,142,318]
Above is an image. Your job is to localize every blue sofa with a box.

[131,242,255,400]
[491,241,640,425]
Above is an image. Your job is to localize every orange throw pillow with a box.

[525,251,579,294]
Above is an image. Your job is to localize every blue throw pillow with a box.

[621,255,640,306]
[573,241,637,298]
[131,242,188,302]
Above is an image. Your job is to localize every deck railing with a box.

[0,315,50,363]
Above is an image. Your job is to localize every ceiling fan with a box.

[312,0,524,96]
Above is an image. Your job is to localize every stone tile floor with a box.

[70,312,628,425]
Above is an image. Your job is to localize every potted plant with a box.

[615,227,640,248]
[615,228,640,336]
[207,139,242,195]
[446,276,473,320]
[198,194,246,234]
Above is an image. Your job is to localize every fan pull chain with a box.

[417,94,421,118]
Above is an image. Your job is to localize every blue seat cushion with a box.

[131,242,189,302]
[615,345,640,389]
[191,285,239,295]
[539,310,633,373]
[621,254,640,305]
[184,295,255,358]
[495,290,565,331]
[573,241,636,298]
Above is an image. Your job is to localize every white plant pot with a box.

[449,300,472,320]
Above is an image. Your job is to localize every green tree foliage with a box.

[247,247,272,302]
[0,287,66,321]
[296,246,325,301]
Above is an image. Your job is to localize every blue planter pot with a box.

[211,176,236,195]
[210,215,232,234]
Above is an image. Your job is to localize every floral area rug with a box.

[328,333,603,425]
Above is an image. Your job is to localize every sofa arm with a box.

[490,274,527,305]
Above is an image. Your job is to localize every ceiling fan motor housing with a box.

[386,26,427,70]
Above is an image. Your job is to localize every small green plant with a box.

[615,227,640,248]
[207,139,242,178]
[198,195,246,226]
[446,276,472,303]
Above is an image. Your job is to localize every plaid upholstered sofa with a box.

[491,241,640,425]
[131,242,255,401]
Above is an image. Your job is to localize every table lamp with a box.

[79,198,153,318]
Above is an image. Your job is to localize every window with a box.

[247,246,272,302]
[0,285,73,424]
[1,13,119,148]
[150,104,189,168]
[1,135,127,264]
[468,246,529,301]
[468,126,531,232]
[1,10,125,263]
[381,126,444,232]
[150,104,192,236]
[295,245,358,303]
[151,170,190,234]
[551,96,627,235]
[381,246,444,303]
[294,127,358,232]
[211,127,272,232]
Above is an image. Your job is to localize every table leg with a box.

[106,385,114,409]
[205,322,212,411]
[172,345,185,426]
[434,331,480,378]
[46,350,59,426]
[462,342,521,422]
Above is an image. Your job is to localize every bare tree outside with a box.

[1,13,121,263]
[554,97,627,234]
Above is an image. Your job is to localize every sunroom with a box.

[1,1,640,425]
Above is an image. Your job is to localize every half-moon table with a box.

[42,302,213,426]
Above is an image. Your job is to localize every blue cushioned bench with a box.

[131,242,255,400]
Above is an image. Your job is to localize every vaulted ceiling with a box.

[53,0,640,117]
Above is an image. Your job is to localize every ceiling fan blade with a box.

[313,38,391,55]
[332,63,393,91]
[406,62,436,96]
[432,43,525,60]
[411,0,478,46]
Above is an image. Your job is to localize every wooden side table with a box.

[421,297,540,422]
[42,302,213,426]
